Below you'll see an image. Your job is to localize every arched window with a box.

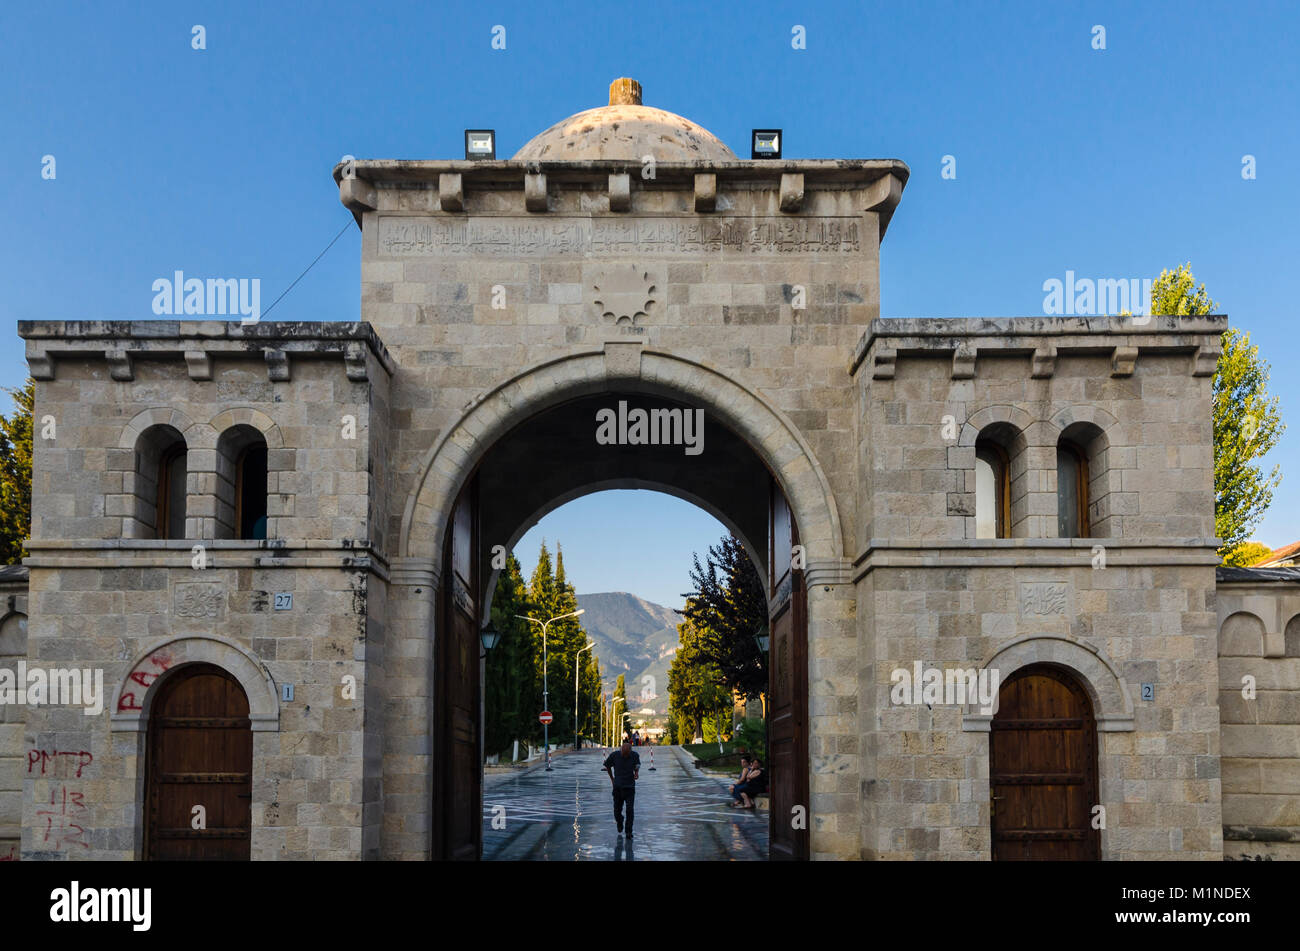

[1056,420,1109,538]
[973,422,1021,538]
[216,426,268,540]
[157,443,188,540]
[975,440,1010,539]
[236,443,268,540]
[133,425,187,539]
[1057,440,1090,538]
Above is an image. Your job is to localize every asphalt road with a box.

[482,745,768,861]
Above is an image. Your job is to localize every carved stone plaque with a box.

[1018,582,1069,618]
[174,582,224,619]
[376,216,862,257]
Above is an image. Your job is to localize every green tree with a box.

[579,650,603,745]
[1212,328,1285,556]
[528,541,557,613]
[522,541,595,745]
[1150,265,1284,557]
[485,542,602,756]
[666,610,730,743]
[1224,540,1273,568]
[507,539,605,753]
[1149,263,1217,317]
[551,544,586,743]
[526,542,560,737]
[701,704,732,746]
[0,379,34,565]
[680,535,767,700]
[484,554,543,756]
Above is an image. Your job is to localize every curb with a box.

[483,745,596,783]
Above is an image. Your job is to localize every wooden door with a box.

[144,664,252,860]
[767,480,809,860]
[433,478,481,860]
[990,665,1099,860]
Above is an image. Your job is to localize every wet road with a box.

[482,745,768,860]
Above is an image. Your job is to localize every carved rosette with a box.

[591,263,656,326]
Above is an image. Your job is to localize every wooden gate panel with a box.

[145,665,252,861]
[434,478,481,860]
[768,480,809,861]
[990,666,1100,861]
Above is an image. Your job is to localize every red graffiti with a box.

[36,786,89,850]
[116,649,175,712]
[0,843,16,862]
[26,749,93,779]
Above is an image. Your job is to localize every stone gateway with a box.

[4,79,1298,861]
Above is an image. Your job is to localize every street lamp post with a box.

[575,641,594,751]
[612,696,625,746]
[516,609,585,772]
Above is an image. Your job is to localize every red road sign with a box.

[539,711,553,725]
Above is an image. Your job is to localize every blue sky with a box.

[515,492,727,610]
[3,1,1297,605]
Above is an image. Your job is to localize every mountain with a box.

[576,592,681,716]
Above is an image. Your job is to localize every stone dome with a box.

[512,78,736,163]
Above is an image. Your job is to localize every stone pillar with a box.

[182,423,220,540]
[805,561,858,860]
[384,557,438,859]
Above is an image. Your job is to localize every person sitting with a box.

[728,754,752,804]
[731,757,766,809]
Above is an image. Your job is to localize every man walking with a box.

[602,739,640,840]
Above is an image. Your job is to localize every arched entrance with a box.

[406,349,838,861]
[144,664,253,860]
[990,665,1100,861]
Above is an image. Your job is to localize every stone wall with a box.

[342,161,904,575]
[13,322,392,860]
[853,318,1226,859]
[1216,568,1300,860]
[16,560,374,860]
[856,561,1221,859]
[5,169,1290,861]
[344,160,903,859]
[0,568,29,862]
[852,317,1222,546]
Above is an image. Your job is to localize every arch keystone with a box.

[603,340,644,381]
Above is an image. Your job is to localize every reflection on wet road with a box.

[483,745,768,861]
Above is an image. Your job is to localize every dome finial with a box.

[609,78,642,106]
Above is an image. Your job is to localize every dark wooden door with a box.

[144,664,252,860]
[767,480,809,860]
[433,478,481,860]
[990,665,1100,860]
